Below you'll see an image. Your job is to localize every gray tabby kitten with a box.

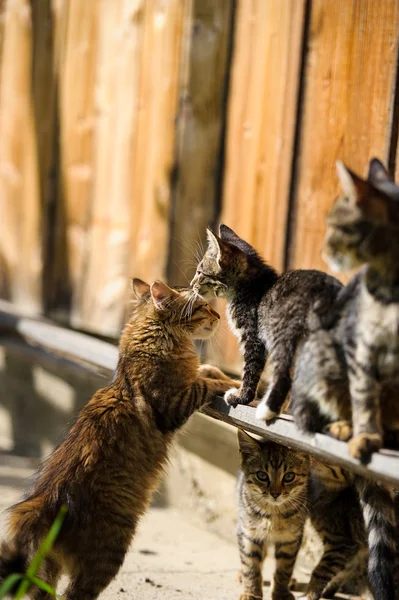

[191,226,342,422]
[237,430,370,600]
[237,430,309,600]
[291,158,399,600]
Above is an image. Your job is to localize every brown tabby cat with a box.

[237,430,309,600]
[291,158,399,600]
[237,431,370,600]
[0,279,240,600]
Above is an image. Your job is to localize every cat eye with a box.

[283,472,295,483]
[256,471,269,483]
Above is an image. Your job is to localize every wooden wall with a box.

[1,0,399,372]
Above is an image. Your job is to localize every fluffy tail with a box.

[0,495,46,586]
[356,478,396,600]
[0,538,28,585]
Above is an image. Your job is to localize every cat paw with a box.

[255,401,278,422]
[198,364,225,379]
[323,420,353,441]
[239,595,263,600]
[348,433,382,462]
[224,388,251,407]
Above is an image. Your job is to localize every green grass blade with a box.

[25,505,67,579]
[13,577,30,600]
[29,575,57,596]
[0,574,22,599]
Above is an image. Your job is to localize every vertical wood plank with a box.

[291,0,399,274]
[49,0,99,324]
[167,0,235,286]
[0,0,42,314]
[208,0,306,372]
[78,0,185,336]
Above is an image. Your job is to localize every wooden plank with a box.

[291,0,399,273]
[0,299,398,487]
[207,0,306,372]
[167,0,235,286]
[221,0,305,271]
[204,399,399,488]
[0,0,42,314]
[48,0,99,325]
[77,0,186,336]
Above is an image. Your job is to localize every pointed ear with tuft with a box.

[237,429,260,457]
[336,160,371,206]
[131,278,151,300]
[219,223,255,255]
[368,158,392,185]
[150,280,180,310]
[206,228,224,261]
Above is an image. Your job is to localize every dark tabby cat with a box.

[237,430,370,600]
[237,430,309,600]
[291,158,399,600]
[0,279,240,600]
[191,225,342,422]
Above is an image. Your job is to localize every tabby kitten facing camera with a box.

[191,225,342,421]
[291,158,399,600]
[237,430,309,600]
[0,280,239,600]
[237,431,370,600]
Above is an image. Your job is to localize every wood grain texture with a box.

[0,0,42,313]
[207,0,306,373]
[0,298,398,487]
[221,0,305,272]
[79,0,185,336]
[291,0,399,273]
[167,0,234,286]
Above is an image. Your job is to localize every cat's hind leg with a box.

[255,348,293,422]
[31,556,61,600]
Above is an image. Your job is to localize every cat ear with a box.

[206,228,224,261]
[131,278,151,300]
[336,160,371,206]
[368,158,392,184]
[237,429,260,457]
[219,223,255,256]
[150,280,180,309]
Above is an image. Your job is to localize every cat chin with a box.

[193,326,218,340]
[323,250,360,273]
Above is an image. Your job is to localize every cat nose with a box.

[271,492,280,500]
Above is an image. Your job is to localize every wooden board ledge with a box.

[0,300,398,487]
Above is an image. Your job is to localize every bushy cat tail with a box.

[0,538,28,586]
[0,495,46,585]
[356,478,396,600]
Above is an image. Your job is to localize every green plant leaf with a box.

[0,573,22,599]
[14,577,30,600]
[29,575,57,595]
[26,505,67,580]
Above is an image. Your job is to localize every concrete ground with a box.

[0,457,309,600]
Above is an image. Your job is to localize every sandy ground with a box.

[0,457,308,600]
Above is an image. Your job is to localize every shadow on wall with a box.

[0,344,101,457]
[0,343,168,506]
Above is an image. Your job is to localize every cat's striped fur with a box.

[237,431,372,600]
[191,225,342,422]
[291,158,399,600]
[0,279,240,600]
[236,431,309,600]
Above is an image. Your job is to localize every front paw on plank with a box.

[224,388,252,407]
[348,433,382,461]
[323,420,353,441]
[255,400,278,422]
